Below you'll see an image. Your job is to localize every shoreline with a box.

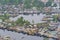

[0,26,58,40]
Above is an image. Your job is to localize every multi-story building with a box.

[54,0,60,8]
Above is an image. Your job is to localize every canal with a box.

[0,29,54,40]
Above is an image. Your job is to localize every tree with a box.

[16,17,24,25]
[11,21,16,26]
[0,13,10,21]
[24,0,32,9]
[44,38,49,40]
[32,20,34,24]
[24,20,30,25]
[0,0,23,5]
[16,17,30,26]
[45,0,53,7]
[46,2,52,7]
[53,15,58,22]
[4,13,10,19]
[32,0,45,9]
[52,3,57,7]
[5,0,10,4]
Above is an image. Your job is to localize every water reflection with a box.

[0,29,44,40]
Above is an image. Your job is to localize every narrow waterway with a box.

[0,29,54,40]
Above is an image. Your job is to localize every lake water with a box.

[0,29,54,40]
[10,13,46,24]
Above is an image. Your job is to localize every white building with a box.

[54,0,60,8]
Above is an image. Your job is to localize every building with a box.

[54,0,60,8]
[41,0,48,3]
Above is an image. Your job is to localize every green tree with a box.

[0,13,10,21]
[16,17,30,26]
[24,0,32,8]
[44,38,49,40]
[52,3,57,7]
[46,0,53,7]
[5,0,10,4]
[53,15,58,22]
[24,20,30,25]
[32,0,45,10]
[32,20,34,24]
[46,2,52,7]
[16,17,24,26]
[4,13,10,19]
